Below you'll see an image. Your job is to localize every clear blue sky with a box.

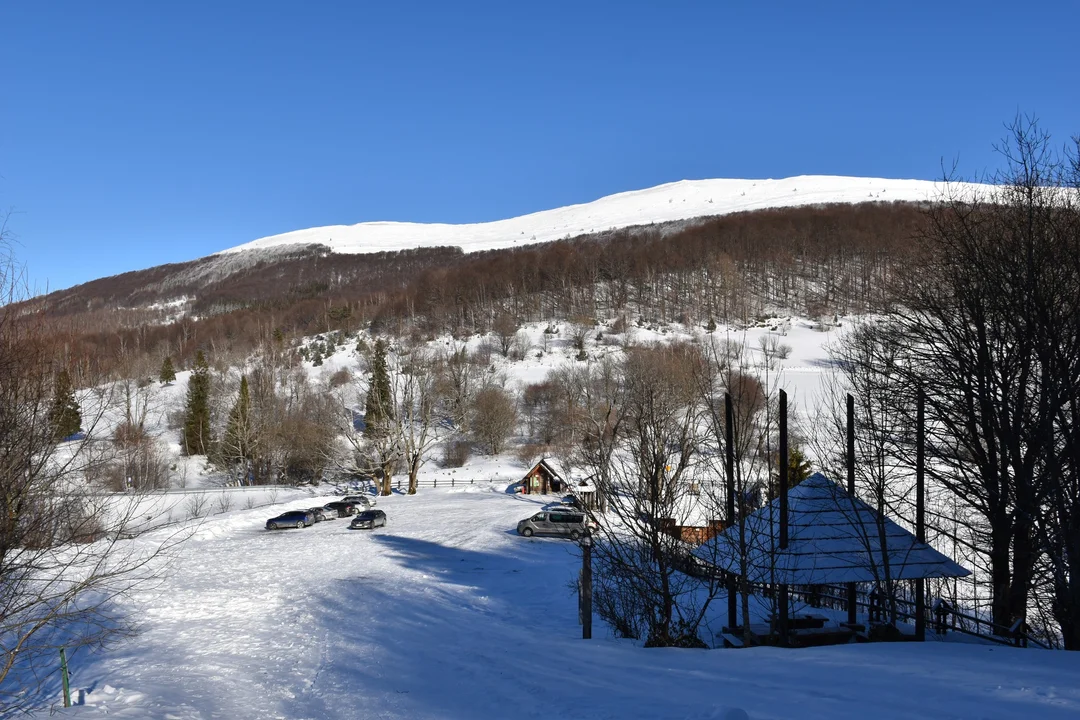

[2,1,1077,292]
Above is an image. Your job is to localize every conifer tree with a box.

[182,351,212,456]
[364,339,392,438]
[221,374,253,479]
[159,356,176,385]
[49,369,82,441]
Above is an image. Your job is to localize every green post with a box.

[59,647,71,708]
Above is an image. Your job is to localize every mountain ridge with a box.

[223,174,967,257]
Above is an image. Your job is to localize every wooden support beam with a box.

[846,393,857,627]
[915,388,926,642]
[725,392,738,630]
[779,389,789,647]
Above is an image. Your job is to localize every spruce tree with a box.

[50,370,82,441]
[364,339,392,437]
[222,375,252,473]
[182,351,212,456]
[159,356,176,385]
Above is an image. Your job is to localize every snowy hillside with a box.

[224,176,967,257]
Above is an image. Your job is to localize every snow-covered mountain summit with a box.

[223,175,955,257]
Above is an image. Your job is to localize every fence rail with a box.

[691,562,1048,649]
[392,477,477,490]
[786,581,1048,649]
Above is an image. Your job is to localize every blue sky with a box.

[2,1,1077,292]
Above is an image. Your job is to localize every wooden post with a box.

[778,389,789,647]
[60,647,71,708]
[725,392,738,630]
[846,394,857,626]
[582,539,593,640]
[915,388,926,641]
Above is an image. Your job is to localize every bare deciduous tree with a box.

[469,386,517,456]
[0,243,185,713]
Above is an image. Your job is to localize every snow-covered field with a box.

[48,480,1080,719]
[223,176,976,258]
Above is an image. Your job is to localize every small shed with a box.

[572,476,605,512]
[521,459,565,495]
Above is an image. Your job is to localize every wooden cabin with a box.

[659,517,727,545]
[521,459,565,495]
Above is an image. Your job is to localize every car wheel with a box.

[295,521,304,530]
[570,530,582,541]
[521,527,534,537]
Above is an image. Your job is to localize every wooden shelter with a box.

[521,459,565,495]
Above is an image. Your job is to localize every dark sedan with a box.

[323,501,359,518]
[266,510,315,530]
[349,509,387,530]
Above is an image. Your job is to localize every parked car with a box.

[307,506,333,522]
[342,494,374,508]
[266,510,315,530]
[349,509,387,530]
[323,501,359,518]
[542,501,580,512]
[517,510,595,539]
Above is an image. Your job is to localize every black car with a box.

[266,510,315,530]
[323,501,359,518]
[349,509,387,530]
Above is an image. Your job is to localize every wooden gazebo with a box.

[695,472,969,646]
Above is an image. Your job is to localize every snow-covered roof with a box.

[694,473,969,585]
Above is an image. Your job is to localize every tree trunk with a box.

[990,519,1013,629]
[1008,517,1034,628]
[408,455,419,495]
[380,459,393,496]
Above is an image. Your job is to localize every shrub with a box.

[442,439,472,468]
[328,367,353,388]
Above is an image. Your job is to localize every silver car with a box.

[517,510,593,540]
[342,495,374,508]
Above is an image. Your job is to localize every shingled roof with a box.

[694,472,969,585]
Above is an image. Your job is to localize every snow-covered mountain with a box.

[224,175,958,257]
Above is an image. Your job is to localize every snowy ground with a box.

[44,480,1080,720]
[30,317,1080,718]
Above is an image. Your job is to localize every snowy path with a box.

[50,485,1080,719]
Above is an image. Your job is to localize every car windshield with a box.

[356,511,377,520]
